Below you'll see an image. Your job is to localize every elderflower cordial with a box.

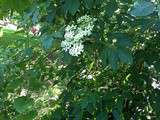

[61,15,96,56]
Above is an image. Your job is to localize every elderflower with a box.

[20,89,28,96]
[65,24,77,32]
[87,74,93,80]
[64,30,75,40]
[151,78,160,90]
[61,15,96,56]
[61,40,72,52]
[69,42,84,56]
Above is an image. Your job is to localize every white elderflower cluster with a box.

[152,78,160,90]
[20,89,28,96]
[61,15,96,56]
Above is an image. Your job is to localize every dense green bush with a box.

[0,0,160,119]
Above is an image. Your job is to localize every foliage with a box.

[0,0,160,120]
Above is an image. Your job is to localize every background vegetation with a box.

[0,0,160,119]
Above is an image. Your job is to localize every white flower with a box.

[61,41,72,52]
[152,78,160,90]
[74,29,85,41]
[77,15,96,25]
[83,28,92,36]
[69,42,84,56]
[61,15,96,56]
[87,74,93,80]
[49,95,59,101]
[81,69,87,74]
[64,30,75,40]
[20,89,28,96]
[65,24,77,32]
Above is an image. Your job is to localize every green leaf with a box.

[1,0,31,12]
[108,47,119,70]
[101,48,109,66]
[153,20,160,31]
[112,97,124,120]
[6,79,23,92]
[41,35,53,50]
[59,52,74,64]
[71,104,83,120]
[130,0,155,17]
[112,109,121,120]
[16,110,37,120]
[52,31,64,39]
[23,48,32,57]
[105,0,118,17]
[52,108,63,120]
[13,96,34,113]
[118,48,133,64]
[32,8,39,24]
[24,70,42,91]
[158,5,160,19]
[154,62,160,72]
[101,47,119,70]
[111,33,132,48]
[96,112,108,120]
[0,64,5,77]
[95,0,102,6]
[112,108,125,120]
[83,0,94,9]
[64,0,80,15]
[0,111,9,120]
[139,19,155,32]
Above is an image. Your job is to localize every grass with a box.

[0,28,40,64]
[0,28,39,48]
[0,29,26,48]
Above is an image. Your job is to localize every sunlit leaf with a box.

[130,0,155,17]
